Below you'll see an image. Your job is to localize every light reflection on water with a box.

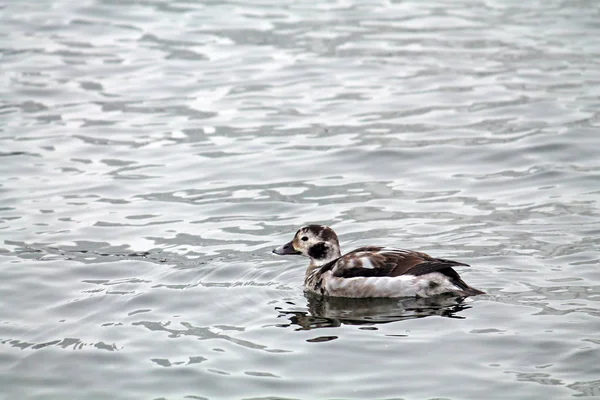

[2,0,600,398]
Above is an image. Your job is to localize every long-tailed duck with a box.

[273,225,484,298]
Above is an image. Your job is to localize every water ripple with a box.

[2,0,600,398]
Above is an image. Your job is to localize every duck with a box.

[273,225,484,298]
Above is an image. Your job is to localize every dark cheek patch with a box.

[308,242,328,260]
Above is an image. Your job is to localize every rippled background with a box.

[2,0,600,398]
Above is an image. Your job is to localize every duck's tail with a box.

[453,278,485,297]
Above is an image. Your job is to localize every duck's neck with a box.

[305,251,341,274]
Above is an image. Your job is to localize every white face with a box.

[273,225,341,265]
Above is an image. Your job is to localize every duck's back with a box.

[307,246,483,298]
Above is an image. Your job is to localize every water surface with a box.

[2,0,600,399]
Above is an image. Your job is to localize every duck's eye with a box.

[301,236,308,241]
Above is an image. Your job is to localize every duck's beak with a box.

[272,241,301,255]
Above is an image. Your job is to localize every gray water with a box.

[2,0,600,399]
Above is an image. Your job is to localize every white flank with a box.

[316,271,460,298]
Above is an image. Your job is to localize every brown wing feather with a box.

[330,247,470,279]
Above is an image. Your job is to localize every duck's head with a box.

[273,225,342,266]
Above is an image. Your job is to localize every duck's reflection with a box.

[278,293,471,330]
